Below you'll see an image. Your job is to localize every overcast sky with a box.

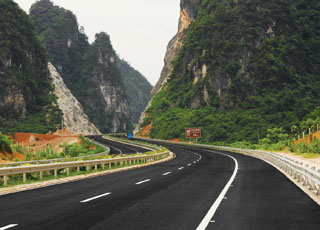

[15,0,181,86]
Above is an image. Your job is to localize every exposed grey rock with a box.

[48,62,102,135]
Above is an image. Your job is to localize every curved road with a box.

[0,139,319,229]
[88,135,149,154]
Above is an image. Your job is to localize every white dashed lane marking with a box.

[80,192,111,203]
[162,172,171,176]
[135,179,151,185]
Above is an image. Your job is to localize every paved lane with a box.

[0,139,319,229]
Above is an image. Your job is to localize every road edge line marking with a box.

[80,192,111,203]
[0,224,18,230]
[196,151,238,230]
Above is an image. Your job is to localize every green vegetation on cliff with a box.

[143,0,320,143]
[0,0,62,133]
[117,58,152,124]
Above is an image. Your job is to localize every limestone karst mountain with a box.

[29,0,152,133]
[136,0,320,143]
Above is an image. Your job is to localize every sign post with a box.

[185,128,201,143]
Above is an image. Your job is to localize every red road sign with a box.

[185,128,201,138]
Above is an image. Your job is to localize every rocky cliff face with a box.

[150,0,201,97]
[0,0,62,133]
[135,0,201,134]
[29,0,131,133]
[48,63,101,135]
[83,33,131,133]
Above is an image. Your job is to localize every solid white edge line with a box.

[0,224,18,230]
[162,172,171,176]
[196,151,238,230]
[80,192,111,203]
[135,179,151,185]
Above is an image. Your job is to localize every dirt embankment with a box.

[294,130,320,145]
[0,129,81,163]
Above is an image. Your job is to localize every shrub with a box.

[0,132,13,154]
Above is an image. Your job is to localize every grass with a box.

[293,152,320,159]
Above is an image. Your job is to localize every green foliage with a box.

[293,138,320,154]
[0,132,13,153]
[0,0,62,133]
[141,0,320,145]
[117,58,153,124]
[62,137,105,158]
[9,137,105,161]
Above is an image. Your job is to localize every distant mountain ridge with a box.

[137,0,320,143]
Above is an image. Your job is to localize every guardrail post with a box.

[4,175,8,186]
[309,180,315,190]
[109,163,111,169]
[54,170,57,177]
[95,164,98,170]
[77,166,80,172]
[67,168,70,176]
[102,164,105,170]
[86,166,90,172]
[23,173,27,183]
[40,171,43,180]
[303,175,308,186]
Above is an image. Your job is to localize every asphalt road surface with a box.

[0,139,319,230]
[87,135,149,154]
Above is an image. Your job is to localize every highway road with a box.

[0,138,319,230]
[88,135,149,154]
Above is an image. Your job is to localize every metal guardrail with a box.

[0,151,170,186]
[137,138,320,197]
[212,146,320,196]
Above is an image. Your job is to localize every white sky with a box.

[15,0,181,86]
